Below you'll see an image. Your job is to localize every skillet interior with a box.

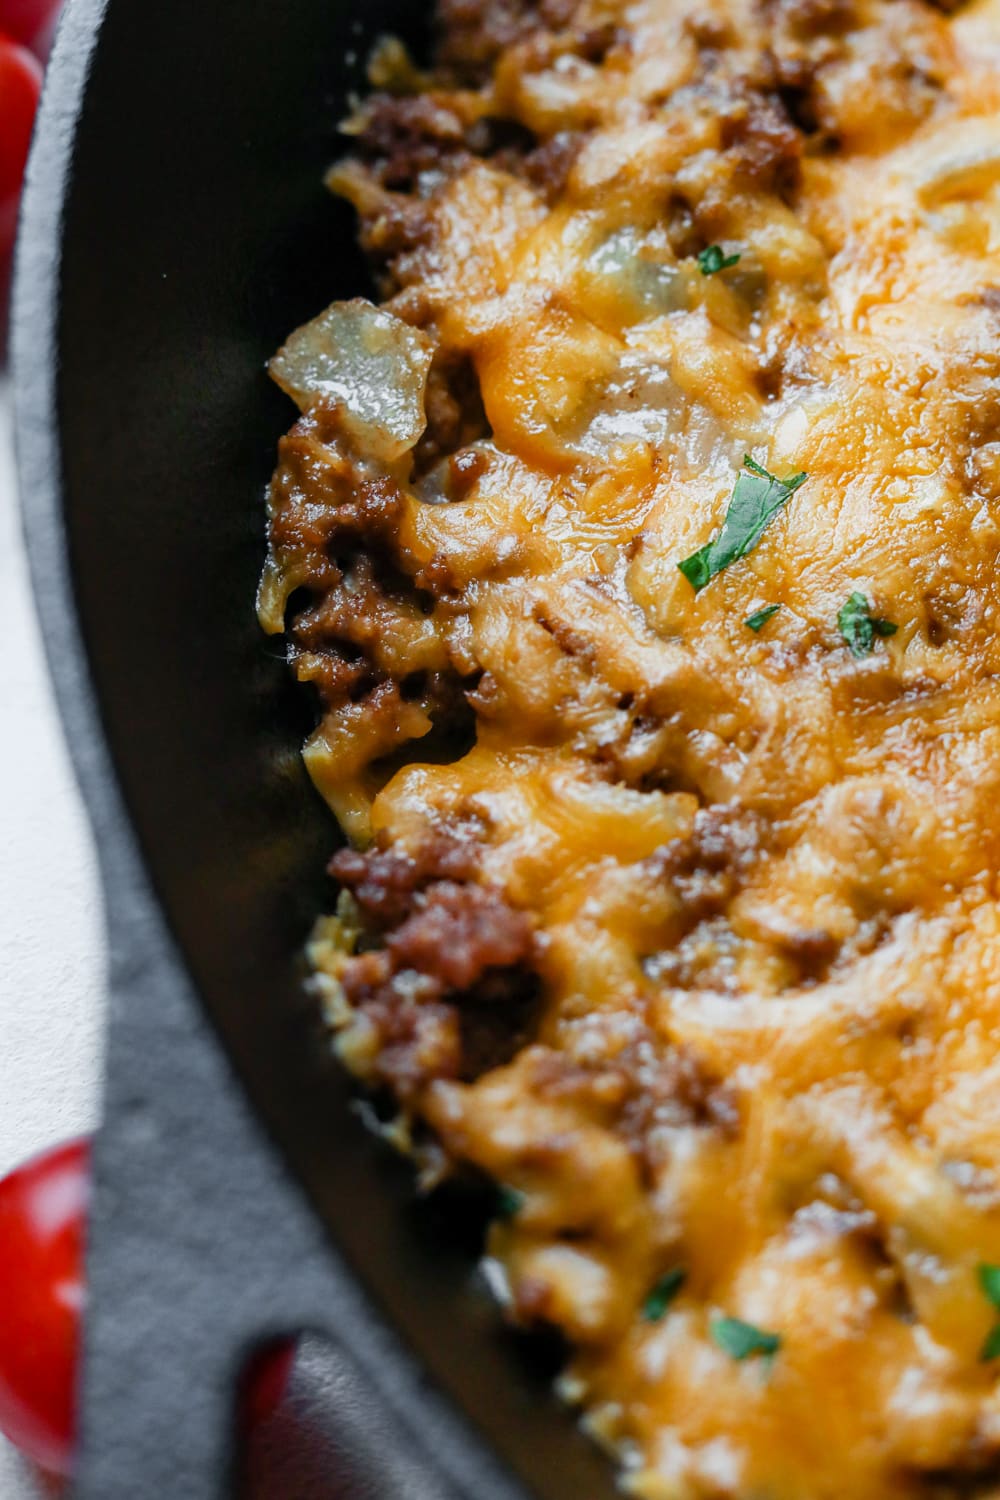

[21,0,621,1494]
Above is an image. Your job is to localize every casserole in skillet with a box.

[263,0,1000,1493]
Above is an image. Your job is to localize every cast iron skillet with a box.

[12,1,623,1496]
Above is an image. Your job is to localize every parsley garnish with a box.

[979,1264,1000,1308]
[698,244,741,275]
[678,456,807,593]
[641,1268,687,1321]
[496,1186,525,1220]
[837,592,898,657]
[711,1316,781,1361]
[745,604,781,633]
[978,1264,1000,1359]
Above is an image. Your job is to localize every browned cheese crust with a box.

[260,0,1000,1493]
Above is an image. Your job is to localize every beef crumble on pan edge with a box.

[260,0,1000,1494]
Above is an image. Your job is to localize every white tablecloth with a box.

[0,375,104,1498]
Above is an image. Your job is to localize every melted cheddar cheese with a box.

[262,0,1000,1492]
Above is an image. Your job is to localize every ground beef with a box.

[333,851,540,1097]
[435,0,580,83]
[719,90,803,196]
[653,804,765,924]
[518,129,585,200]
[385,880,534,989]
[268,404,406,591]
[764,0,947,145]
[504,1035,740,1179]
[290,646,367,702]
[412,351,491,476]
[348,92,584,297]
[616,1042,741,1171]
[766,0,855,63]
[330,834,478,927]
[356,93,470,191]
[355,193,436,289]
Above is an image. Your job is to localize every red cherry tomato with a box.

[0,30,42,259]
[0,0,60,54]
[0,1139,86,1475]
[0,1137,295,1477]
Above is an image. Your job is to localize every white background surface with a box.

[0,376,105,1497]
[0,374,105,1179]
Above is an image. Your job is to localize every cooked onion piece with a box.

[269,297,433,461]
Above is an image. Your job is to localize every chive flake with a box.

[744,604,781,633]
[496,1186,525,1220]
[980,1264,1000,1309]
[698,244,741,275]
[978,1267,1000,1358]
[678,456,807,593]
[711,1316,781,1361]
[837,591,898,657]
[641,1268,687,1322]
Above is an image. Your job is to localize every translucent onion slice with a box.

[270,298,434,461]
[585,226,693,320]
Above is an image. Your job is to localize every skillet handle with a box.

[72,889,329,1500]
[69,810,479,1500]
[70,870,478,1500]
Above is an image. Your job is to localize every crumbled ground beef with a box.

[412,351,491,476]
[268,403,406,595]
[653,804,765,924]
[718,90,803,196]
[332,844,541,1096]
[594,1037,742,1183]
[355,93,470,191]
[385,880,534,989]
[518,129,585,199]
[330,835,478,928]
[435,0,580,82]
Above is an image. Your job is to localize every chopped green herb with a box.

[837,591,898,657]
[711,1316,782,1361]
[698,244,741,275]
[678,456,807,593]
[979,1264,1000,1310]
[495,1186,525,1220]
[641,1268,687,1321]
[977,1268,1000,1357]
[744,604,781,633]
